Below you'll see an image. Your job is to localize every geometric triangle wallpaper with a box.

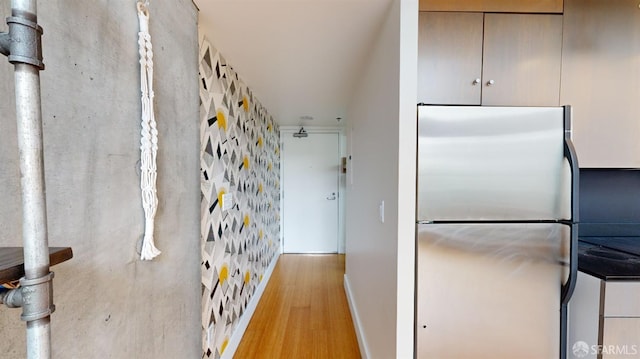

[199,36,281,358]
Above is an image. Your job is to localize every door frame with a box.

[279,126,346,254]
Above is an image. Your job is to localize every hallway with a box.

[234,255,361,358]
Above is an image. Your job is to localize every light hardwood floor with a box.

[234,254,361,358]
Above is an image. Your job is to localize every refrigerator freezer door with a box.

[417,106,571,221]
[416,223,570,359]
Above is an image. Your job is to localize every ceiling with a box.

[195,0,393,127]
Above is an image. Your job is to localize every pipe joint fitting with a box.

[19,272,55,322]
[4,15,44,69]
[0,287,24,308]
[0,32,9,57]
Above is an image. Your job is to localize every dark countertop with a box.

[575,169,640,281]
[578,240,640,281]
[580,236,640,257]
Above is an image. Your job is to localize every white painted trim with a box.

[338,131,347,254]
[279,134,285,254]
[344,274,371,359]
[221,253,280,359]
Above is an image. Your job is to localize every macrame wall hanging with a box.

[137,0,161,260]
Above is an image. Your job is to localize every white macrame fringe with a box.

[137,1,161,260]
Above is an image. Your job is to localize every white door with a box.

[282,131,339,253]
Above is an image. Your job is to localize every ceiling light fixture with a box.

[293,127,308,138]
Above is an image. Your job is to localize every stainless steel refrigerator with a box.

[416,106,579,359]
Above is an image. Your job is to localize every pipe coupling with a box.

[5,15,44,69]
[19,272,55,322]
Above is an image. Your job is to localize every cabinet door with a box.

[419,0,564,13]
[604,281,640,317]
[601,318,640,359]
[560,0,640,168]
[418,12,483,105]
[482,14,562,106]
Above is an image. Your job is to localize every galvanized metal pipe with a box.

[15,63,50,280]
[12,0,36,15]
[9,0,53,358]
[15,50,53,359]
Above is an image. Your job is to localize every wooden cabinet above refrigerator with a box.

[418,12,563,106]
[419,0,563,13]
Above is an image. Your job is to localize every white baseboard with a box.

[344,274,371,359]
[221,253,280,359]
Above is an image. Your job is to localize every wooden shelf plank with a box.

[0,247,73,285]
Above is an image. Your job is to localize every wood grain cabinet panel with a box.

[560,0,640,168]
[601,318,640,359]
[418,12,484,105]
[419,0,563,13]
[482,14,563,106]
[603,281,640,317]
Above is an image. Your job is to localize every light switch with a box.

[222,193,233,211]
[379,200,385,223]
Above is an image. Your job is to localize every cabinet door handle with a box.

[486,79,495,86]
[472,78,481,85]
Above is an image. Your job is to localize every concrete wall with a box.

[344,0,417,357]
[0,1,201,357]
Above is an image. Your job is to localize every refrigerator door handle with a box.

[560,105,579,359]
[561,105,579,304]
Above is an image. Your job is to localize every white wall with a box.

[344,0,418,357]
[396,0,419,356]
[0,1,201,357]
